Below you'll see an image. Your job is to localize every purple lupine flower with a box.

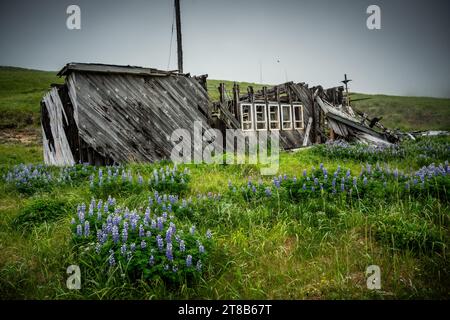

[112,225,119,243]
[130,243,136,252]
[139,224,145,237]
[273,178,280,189]
[84,221,90,237]
[149,255,155,266]
[76,224,82,237]
[190,225,196,235]
[146,231,152,238]
[121,244,127,256]
[302,184,306,191]
[265,187,272,197]
[340,183,345,192]
[206,229,212,239]
[363,176,368,186]
[172,265,178,273]
[70,218,76,225]
[166,243,173,261]
[166,227,173,243]
[151,219,156,229]
[156,235,164,251]
[353,177,357,187]
[169,222,176,234]
[186,255,192,267]
[78,210,85,225]
[196,260,202,272]
[314,178,319,186]
[303,169,307,177]
[97,199,103,211]
[122,226,128,243]
[97,229,103,242]
[130,218,137,231]
[157,217,163,231]
[109,251,116,267]
[394,168,399,179]
[332,178,336,188]
[405,182,410,190]
[101,232,108,244]
[346,169,351,178]
[141,240,147,249]
[180,240,186,252]
[199,244,205,254]
[95,242,101,254]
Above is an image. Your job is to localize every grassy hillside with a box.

[351,93,450,131]
[0,66,448,132]
[0,67,62,129]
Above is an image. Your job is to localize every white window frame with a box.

[240,103,254,131]
[293,104,304,129]
[281,104,293,130]
[268,104,280,130]
[254,103,267,131]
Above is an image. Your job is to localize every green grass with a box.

[0,65,449,299]
[0,66,62,129]
[351,93,450,131]
[0,137,449,299]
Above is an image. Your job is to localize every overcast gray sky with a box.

[0,0,449,97]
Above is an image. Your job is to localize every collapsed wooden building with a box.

[41,62,399,166]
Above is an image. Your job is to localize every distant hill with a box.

[0,66,448,131]
[0,66,62,129]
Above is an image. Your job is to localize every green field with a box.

[0,66,449,299]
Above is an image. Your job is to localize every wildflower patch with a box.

[71,192,213,283]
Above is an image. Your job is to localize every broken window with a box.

[240,103,253,131]
[293,104,304,129]
[254,103,267,131]
[268,104,280,130]
[281,104,292,130]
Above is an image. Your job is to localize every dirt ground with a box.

[0,127,41,145]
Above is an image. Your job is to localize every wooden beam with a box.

[303,117,313,147]
[175,0,183,73]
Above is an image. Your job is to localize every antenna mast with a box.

[175,0,183,73]
[341,74,352,106]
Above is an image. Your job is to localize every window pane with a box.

[282,106,291,121]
